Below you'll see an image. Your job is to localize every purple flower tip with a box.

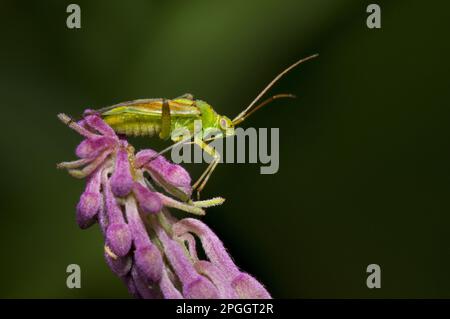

[122,274,141,299]
[83,114,117,137]
[131,266,161,299]
[231,273,271,299]
[104,252,132,277]
[163,164,192,195]
[76,136,114,159]
[134,245,164,283]
[135,150,192,199]
[184,276,220,299]
[82,109,98,117]
[110,147,133,197]
[133,182,162,214]
[134,149,158,168]
[59,111,272,299]
[106,222,132,257]
[76,191,101,229]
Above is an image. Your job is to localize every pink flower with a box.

[57,112,270,299]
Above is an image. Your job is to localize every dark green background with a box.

[1,0,449,298]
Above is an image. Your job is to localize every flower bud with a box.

[106,222,132,257]
[130,266,159,299]
[134,245,163,283]
[231,273,271,299]
[155,221,219,298]
[184,276,219,299]
[195,261,238,299]
[104,252,132,277]
[83,114,117,137]
[110,146,133,197]
[76,136,115,159]
[160,268,183,299]
[132,182,162,214]
[135,150,192,200]
[76,169,102,229]
[121,274,141,299]
[173,218,239,279]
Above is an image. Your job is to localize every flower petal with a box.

[135,149,192,200]
[76,168,102,229]
[184,276,219,299]
[104,251,132,277]
[110,146,133,197]
[124,196,152,247]
[76,136,115,159]
[125,196,163,283]
[130,266,160,299]
[231,273,271,299]
[134,245,163,283]
[154,221,219,298]
[83,113,117,138]
[132,182,162,214]
[68,149,112,179]
[195,261,238,299]
[160,268,183,299]
[106,222,132,257]
[173,218,239,280]
[121,274,141,299]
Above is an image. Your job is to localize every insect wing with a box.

[100,99,200,118]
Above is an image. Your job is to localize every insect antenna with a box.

[232,93,296,125]
[232,53,318,125]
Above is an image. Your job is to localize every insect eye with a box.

[220,118,228,130]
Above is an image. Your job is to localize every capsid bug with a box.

[86,54,318,199]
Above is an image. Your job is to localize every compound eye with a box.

[220,117,228,130]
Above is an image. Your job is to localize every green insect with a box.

[87,54,318,199]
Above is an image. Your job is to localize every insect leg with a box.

[159,99,172,139]
[192,141,217,188]
[144,178,224,215]
[192,140,221,199]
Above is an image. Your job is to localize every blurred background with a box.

[1,0,450,298]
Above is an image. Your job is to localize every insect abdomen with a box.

[103,114,162,137]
